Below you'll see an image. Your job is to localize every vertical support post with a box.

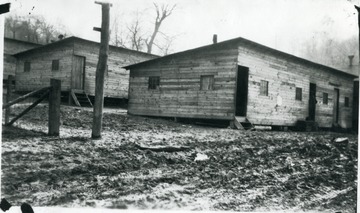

[355,5,360,64]
[92,2,110,139]
[354,5,360,213]
[48,79,61,136]
[5,75,13,125]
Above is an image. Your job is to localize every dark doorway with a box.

[353,81,358,132]
[235,66,249,116]
[308,83,317,121]
[333,88,340,124]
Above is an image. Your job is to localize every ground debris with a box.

[134,143,191,152]
[1,105,357,212]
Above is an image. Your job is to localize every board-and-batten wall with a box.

[15,43,73,91]
[128,45,239,119]
[238,46,354,128]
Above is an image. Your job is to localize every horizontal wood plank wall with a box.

[4,39,41,80]
[4,54,16,80]
[73,42,157,98]
[15,43,74,92]
[128,46,239,119]
[238,46,354,128]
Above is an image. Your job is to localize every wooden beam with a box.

[6,91,49,126]
[70,90,81,107]
[95,1,113,6]
[0,3,10,14]
[93,27,102,32]
[48,79,61,136]
[5,75,14,125]
[92,3,110,139]
[3,86,51,109]
[134,144,191,152]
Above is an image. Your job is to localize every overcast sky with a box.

[7,0,360,56]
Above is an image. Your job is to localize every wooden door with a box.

[235,66,249,116]
[333,88,340,124]
[308,83,316,121]
[72,55,85,90]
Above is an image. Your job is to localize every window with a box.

[24,61,31,72]
[52,60,59,71]
[148,76,160,90]
[323,93,328,105]
[345,97,349,107]
[200,75,214,90]
[260,80,268,96]
[295,87,302,101]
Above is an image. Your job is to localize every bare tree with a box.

[111,14,126,47]
[109,3,177,55]
[4,15,70,44]
[301,34,358,68]
[40,22,55,44]
[153,32,178,55]
[5,15,21,38]
[28,16,42,43]
[127,18,145,51]
[145,3,176,53]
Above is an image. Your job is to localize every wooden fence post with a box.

[5,75,13,125]
[48,79,61,136]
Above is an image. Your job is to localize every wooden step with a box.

[71,89,93,107]
[234,116,254,130]
[235,116,246,123]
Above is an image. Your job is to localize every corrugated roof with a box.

[123,36,357,78]
[13,36,159,58]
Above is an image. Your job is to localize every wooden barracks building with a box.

[4,37,42,82]
[13,36,157,106]
[124,36,357,129]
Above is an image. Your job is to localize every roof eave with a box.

[123,37,358,78]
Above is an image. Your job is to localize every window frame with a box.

[52,59,60,71]
[345,97,350,107]
[148,76,160,90]
[323,92,328,105]
[200,75,214,91]
[24,61,31,72]
[295,87,302,101]
[260,80,269,96]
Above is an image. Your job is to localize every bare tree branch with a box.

[145,3,176,53]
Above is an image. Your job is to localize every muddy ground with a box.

[1,104,358,212]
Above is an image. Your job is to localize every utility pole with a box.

[355,5,360,63]
[355,7,360,213]
[92,1,111,139]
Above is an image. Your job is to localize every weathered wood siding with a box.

[4,54,16,80]
[15,42,73,91]
[3,38,41,80]
[73,41,157,98]
[128,45,238,119]
[15,38,156,98]
[238,46,355,128]
[4,38,41,55]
